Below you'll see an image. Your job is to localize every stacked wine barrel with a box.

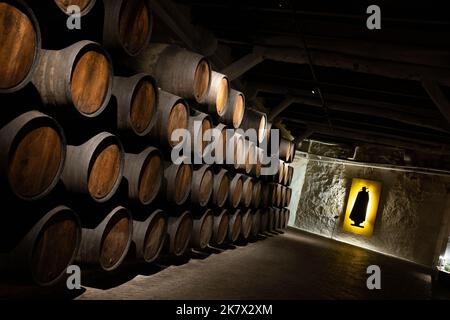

[0,0,295,288]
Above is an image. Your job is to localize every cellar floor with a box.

[75,229,445,300]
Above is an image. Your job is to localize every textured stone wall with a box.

[292,157,450,267]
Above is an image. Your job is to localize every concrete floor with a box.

[75,229,442,300]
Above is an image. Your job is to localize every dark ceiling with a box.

[171,0,450,155]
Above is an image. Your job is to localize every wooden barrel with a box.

[149,89,189,148]
[212,169,229,207]
[260,209,269,233]
[251,180,262,208]
[240,209,252,240]
[0,205,81,286]
[123,43,211,103]
[190,208,214,250]
[103,0,152,56]
[123,147,163,205]
[32,40,113,118]
[0,0,41,93]
[113,74,157,136]
[228,210,242,243]
[204,71,229,117]
[163,161,193,205]
[191,165,214,207]
[241,175,254,208]
[132,209,167,263]
[0,111,66,201]
[54,0,97,16]
[219,89,245,128]
[211,209,229,246]
[251,209,262,238]
[77,206,132,271]
[166,211,193,256]
[61,132,124,203]
[240,109,267,145]
[189,112,212,161]
[228,173,243,208]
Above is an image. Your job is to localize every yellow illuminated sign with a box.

[343,178,382,237]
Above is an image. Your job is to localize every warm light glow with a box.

[343,178,382,237]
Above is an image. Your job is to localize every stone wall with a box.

[291,156,450,267]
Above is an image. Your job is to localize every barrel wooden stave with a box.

[32,40,113,118]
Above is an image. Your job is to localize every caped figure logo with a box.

[350,187,369,228]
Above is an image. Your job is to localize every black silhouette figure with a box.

[350,187,369,228]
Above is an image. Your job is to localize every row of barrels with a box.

[0,0,240,128]
[0,111,294,204]
[0,205,290,287]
